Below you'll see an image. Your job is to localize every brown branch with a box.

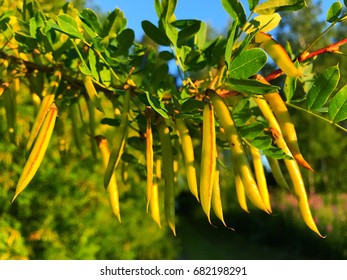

[264,37,347,82]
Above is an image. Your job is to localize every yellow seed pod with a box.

[254,32,302,78]
[12,104,58,202]
[95,135,121,222]
[199,98,217,224]
[175,118,199,201]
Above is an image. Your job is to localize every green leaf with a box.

[283,74,297,101]
[99,65,111,88]
[121,152,138,164]
[171,19,199,29]
[345,0,347,7]
[328,84,347,122]
[88,49,98,80]
[116,28,135,52]
[248,0,260,11]
[141,20,171,46]
[101,8,127,38]
[144,91,169,119]
[101,117,121,127]
[161,0,177,22]
[224,22,237,70]
[307,65,340,111]
[176,21,201,46]
[225,78,280,95]
[127,136,146,151]
[250,135,272,150]
[57,14,83,39]
[196,21,207,50]
[163,22,178,46]
[221,0,247,25]
[184,50,207,71]
[254,0,306,15]
[229,48,267,79]
[262,147,292,159]
[181,99,204,113]
[240,122,266,140]
[326,2,343,22]
[159,51,175,61]
[80,8,101,34]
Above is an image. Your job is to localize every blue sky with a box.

[87,0,335,40]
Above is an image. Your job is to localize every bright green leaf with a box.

[283,75,297,102]
[144,91,169,119]
[326,2,343,22]
[224,22,237,70]
[101,8,127,38]
[88,49,98,80]
[196,21,207,50]
[221,0,247,25]
[141,20,171,46]
[328,84,347,122]
[254,0,306,15]
[57,14,83,39]
[229,48,267,79]
[307,65,340,111]
[154,0,162,18]
[161,0,177,22]
[80,8,101,34]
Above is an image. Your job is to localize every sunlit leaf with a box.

[144,91,169,119]
[79,8,101,34]
[221,0,247,25]
[225,22,237,70]
[196,21,207,50]
[161,0,177,22]
[328,84,347,122]
[229,48,267,79]
[101,8,127,38]
[244,13,282,34]
[57,14,83,39]
[326,2,343,22]
[254,0,306,15]
[307,65,340,111]
[283,73,297,101]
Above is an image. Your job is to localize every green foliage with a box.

[0,0,347,257]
